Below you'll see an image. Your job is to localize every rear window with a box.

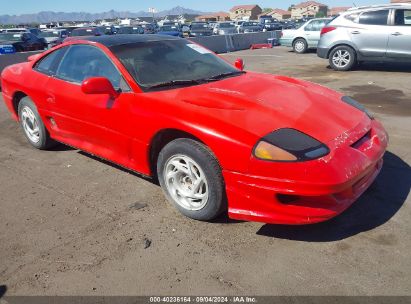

[359,10,389,25]
[394,9,411,26]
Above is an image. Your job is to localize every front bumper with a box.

[223,119,388,225]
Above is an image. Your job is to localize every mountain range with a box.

[0,6,207,25]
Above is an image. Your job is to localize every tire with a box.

[293,38,308,54]
[157,138,226,221]
[18,97,56,150]
[329,46,357,71]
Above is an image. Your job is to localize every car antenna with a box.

[352,2,357,7]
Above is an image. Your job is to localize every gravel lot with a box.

[0,46,410,296]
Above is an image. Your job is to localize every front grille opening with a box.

[277,194,300,204]
[351,130,371,149]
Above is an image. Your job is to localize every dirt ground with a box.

[0,46,410,296]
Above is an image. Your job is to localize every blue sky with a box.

[2,0,389,15]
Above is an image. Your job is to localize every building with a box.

[196,12,231,22]
[328,7,350,17]
[229,5,263,20]
[262,9,292,20]
[291,1,328,19]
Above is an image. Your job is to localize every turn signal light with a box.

[254,141,297,161]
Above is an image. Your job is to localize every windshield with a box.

[191,23,208,29]
[243,22,259,26]
[219,23,235,28]
[0,33,21,41]
[39,31,60,38]
[160,25,179,32]
[111,39,242,91]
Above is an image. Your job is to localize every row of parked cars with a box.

[280,3,411,71]
[0,17,301,55]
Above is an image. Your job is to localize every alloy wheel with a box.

[164,155,209,211]
[332,50,351,68]
[21,106,40,143]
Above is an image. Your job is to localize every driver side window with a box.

[56,45,123,89]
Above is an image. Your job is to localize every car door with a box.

[45,44,135,167]
[350,9,391,57]
[387,8,411,59]
[304,19,327,47]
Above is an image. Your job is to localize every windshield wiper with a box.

[202,71,246,82]
[148,79,202,90]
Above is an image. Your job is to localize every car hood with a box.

[156,72,366,145]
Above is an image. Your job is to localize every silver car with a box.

[213,22,237,35]
[317,4,411,71]
[280,18,331,53]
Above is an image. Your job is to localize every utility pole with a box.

[149,8,157,23]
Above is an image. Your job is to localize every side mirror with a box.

[234,58,244,71]
[81,77,119,99]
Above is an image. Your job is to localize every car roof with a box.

[74,34,181,47]
[346,3,411,12]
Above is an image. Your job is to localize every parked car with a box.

[28,28,42,36]
[318,4,411,71]
[117,26,144,35]
[39,29,68,48]
[98,26,116,35]
[280,18,331,53]
[237,21,262,33]
[1,28,29,33]
[189,22,212,37]
[213,22,237,35]
[262,21,283,31]
[157,25,183,37]
[70,27,105,37]
[0,32,47,52]
[140,23,156,34]
[0,35,387,225]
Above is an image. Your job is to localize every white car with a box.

[279,18,331,53]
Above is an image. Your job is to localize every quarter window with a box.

[394,9,411,26]
[56,45,122,88]
[34,47,68,75]
[305,20,327,31]
[359,10,389,25]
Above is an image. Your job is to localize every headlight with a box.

[342,96,374,120]
[253,128,330,162]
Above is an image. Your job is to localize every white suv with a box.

[317,4,411,71]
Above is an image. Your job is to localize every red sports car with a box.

[1,35,388,225]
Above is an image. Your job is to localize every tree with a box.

[262,8,272,13]
[315,11,326,18]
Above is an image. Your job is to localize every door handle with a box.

[391,32,403,36]
[351,31,361,34]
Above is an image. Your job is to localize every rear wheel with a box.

[157,139,226,221]
[293,38,308,54]
[329,46,357,71]
[18,97,56,149]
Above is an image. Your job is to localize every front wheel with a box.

[18,97,56,149]
[329,46,357,71]
[157,139,226,221]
